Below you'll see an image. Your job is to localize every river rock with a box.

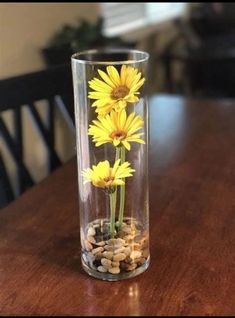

[84,240,93,252]
[103,251,113,260]
[113,253,126,262]
[108,267,120,274]
[126,263,137,271]
[114,246,125,254]
[87,236,96,244]
[92,247,104,255]
[97,266,107,273]
[87,227,96,237]
[101,258,112,269]
[130,251,142,259]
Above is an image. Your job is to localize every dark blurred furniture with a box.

[162,43,235,98]
[189,3,235,38]
[159,3,235,97]
[0,63,74,208]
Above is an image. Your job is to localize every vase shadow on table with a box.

[0,220,85,275]
[38,233,87,275]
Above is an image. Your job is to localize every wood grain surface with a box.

[1,95,235,316]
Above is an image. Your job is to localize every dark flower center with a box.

[110,130,127,140]
[103,176,114,186]
[111,85,129,100]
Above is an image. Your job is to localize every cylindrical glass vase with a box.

[71,49,149,281]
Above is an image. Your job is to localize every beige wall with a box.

[0,3,99,196]
[0,3,99,78]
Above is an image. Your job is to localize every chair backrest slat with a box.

[0,154,14,208]
[27,102,61,170]
[0,64,73,111]
[0,115,35,188]
[0,63,74,208]
[48,97,56,171]
[13,108,24,193]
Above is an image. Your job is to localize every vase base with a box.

[81,217,149,281]
[82,256,150,281]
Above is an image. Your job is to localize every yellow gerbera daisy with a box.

[88,65,145,115]
[88,109,145,151]
[82,159,135,189]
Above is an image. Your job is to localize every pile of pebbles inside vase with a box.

[81,218,149,275]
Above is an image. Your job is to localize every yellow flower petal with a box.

[114,100,126,112]
[119,109,127,128]
[89,78,113,92]
[92,98,114,107]
[88,65,145,114]
[107,66,121,86]
[82,159,134,188]
[130,78,145,92]
[125,95,139,103]
[95,105,113,115]
[113,179,125,186]
[120,65,127,85]
[122,140,131,151]
[112,159,121,176]
[98,69,116,88]
[88,110,145,149]
[113,139,120,147]
[124,112,136,131]
[94,141,105,147]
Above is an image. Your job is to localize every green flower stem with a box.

[109,191,116,238]
[118,146,126,227]
[113,147,120,218]
[115,147,121,161]
[109,148,121,238]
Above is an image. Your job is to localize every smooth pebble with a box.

[133,243,141,251]
[104,245,114,251]
[122,226,132,234]
[95,241,105,247]
[126,263,137,271]
[87,227,96,237]
[101,258,112,269]
[113,253,126,262]
[130,251,142,259]
[123,247,131,256]
[108,267,120,274]
[95,252,104,259]
[107,239,118,245]
[97,266,107,273]
[114,246,125,254]
[136,257,146,266]
[116,238,126,245]
[103,251,113,260]
[111,261,120,267]
[87,236,96,244]
[92,247,104,255]
[84,240,93,252]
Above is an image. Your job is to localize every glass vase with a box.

[71,49,149,281]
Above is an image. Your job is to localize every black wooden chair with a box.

[0,63,75,208]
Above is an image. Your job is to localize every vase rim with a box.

[71,48,149,65]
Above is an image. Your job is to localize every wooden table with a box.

[1,95,235,316]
